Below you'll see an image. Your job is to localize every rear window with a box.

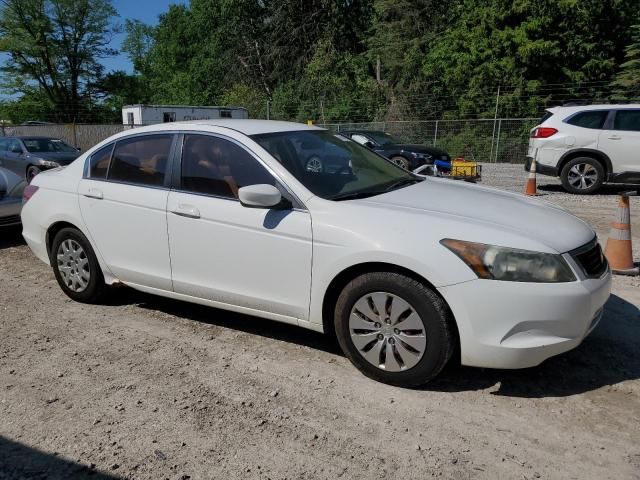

[539,111,554,124]
[108,134,173,187]
[566,111,608,129]
[613,110,640,132]
[88,144,114,179]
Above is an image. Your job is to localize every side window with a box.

[8,140,23,153]
[181,134,275,199]
[351,134,370,145]
[0,139,8,151]
[614,111,640,132]
[566,111,608,129]
[88,144,114,179]
[108,134,173,187]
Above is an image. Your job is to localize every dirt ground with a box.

[1,163,639,480]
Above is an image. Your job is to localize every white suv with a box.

[527,104,640,194]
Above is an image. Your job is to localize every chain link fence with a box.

[321,118,538,163]
[2,118,538,163]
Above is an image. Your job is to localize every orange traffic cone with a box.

[604,194,639,275]
[524,151,538,196]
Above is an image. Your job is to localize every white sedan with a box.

[21,120,611,387]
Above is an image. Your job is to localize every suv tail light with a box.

[531,127,558,138]
[23,184,39,203]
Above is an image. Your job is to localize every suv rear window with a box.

[566,111,608,129]
[613,110,640,132]
[539,111,554,124]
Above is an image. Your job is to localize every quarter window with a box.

[108,135,173,187]
[88,144,114,179]
[566,111,608,129]
[614,111,640,132]
[351,134,370,145]
[181,134,275,199]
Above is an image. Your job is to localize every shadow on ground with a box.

[538,183,640,196]
[116,286,638,398]
[0,436,119,479]
[0,226,24,249]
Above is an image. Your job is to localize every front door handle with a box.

[83,188,103,199]
[170,204,200,219]
[608,135,622,140]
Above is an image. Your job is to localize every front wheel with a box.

[334,272,454,387]
[305,156,323,173]
[390,156,410,170]
[51,227,107,303]
[560,157,604,194]
[26,165,42,183]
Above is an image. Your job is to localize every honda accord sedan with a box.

[21,120,611,387]
[0,136,81,182]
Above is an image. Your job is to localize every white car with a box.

[527,104,640,194]
[21,120,611,387]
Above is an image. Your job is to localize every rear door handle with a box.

[608,135,622,140]
[170,204,200,219]
[83,188,103,199]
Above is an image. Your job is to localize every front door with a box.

[598,109,640,173]
[78,133,176,290]
[166,133,313,321]
[3,139,26,177]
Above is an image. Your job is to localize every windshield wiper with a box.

[381,177,422,192]
[329,190,387,201]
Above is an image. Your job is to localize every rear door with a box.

[598,109,640,173]
[78,133,177,290]
[166,133,313,321]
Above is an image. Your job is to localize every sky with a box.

[103,0,187,74]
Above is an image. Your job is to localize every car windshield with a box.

[251,130,420,200]
[23,138,77,153]
[365,131,403,146]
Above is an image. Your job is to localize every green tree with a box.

[0,0,120,122]
[612,25,640,100]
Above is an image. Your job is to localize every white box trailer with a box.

[122,104,249,126]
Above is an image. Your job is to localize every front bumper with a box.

[524,157,559,177]
[438,271,612,369]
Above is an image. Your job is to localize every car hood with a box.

[386,144,449,157]
[358,179,594,253]
[28,152,80,165]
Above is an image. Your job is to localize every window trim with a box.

[611,109,640,132]
[83,132,178,190]
[171,131,306,210]
[562,110,611,130]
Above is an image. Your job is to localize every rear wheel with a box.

[51,227,106,303]
[390,156,410,170]
[560,157,604,194]
[334,272,454,387]
[305,156,323,173]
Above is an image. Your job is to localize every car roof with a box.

[547,104,640,114]
[2,136,62,141]
[127,119,325,136]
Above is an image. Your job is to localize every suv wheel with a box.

[51,227,107,303]
[560,157,604,194]
[334,272,454,387]
[390,156,410,170]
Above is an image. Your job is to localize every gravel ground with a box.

[1,164,639,480]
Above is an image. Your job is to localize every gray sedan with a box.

[0,136,80,182]
[0,167,25,227]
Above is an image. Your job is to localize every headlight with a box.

[41,160,60,168]
[410,152,431,160]
[441,239,576,283]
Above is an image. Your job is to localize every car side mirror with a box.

[238,184,288,209]
[363,141,375,149]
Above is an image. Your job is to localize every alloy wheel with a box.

[56,239,91,292]
[349,291,427,372]
[305,156,323,173]
[567,163,598,190]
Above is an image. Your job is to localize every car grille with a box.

[571,240,608,278]
[0,215,21,226]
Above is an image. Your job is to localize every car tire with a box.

[390,156,410,170]
[334,272,454,387]
[26,165,42,183]
[560,157,604,194]
[305,156,324,173]
[51,227,107,303]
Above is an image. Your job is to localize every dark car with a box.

[0,167,26,227]
[340,130,450,170]
[0,136,80,182]
[292,130,352,173]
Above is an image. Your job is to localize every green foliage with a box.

[612,25,640,100]
[0,0,120,122]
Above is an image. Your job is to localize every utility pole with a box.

[376,56,381,84]
[489,86,501,162]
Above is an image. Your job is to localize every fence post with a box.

[71,122,78,148]
[266,100,270,120]
[494,119,502,163]
[433,120,439,146]
[1,121,5,137]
